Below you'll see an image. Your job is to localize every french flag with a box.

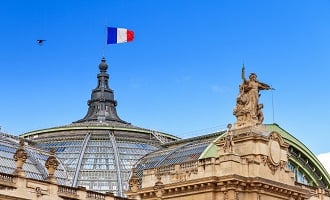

[107,27,134,44]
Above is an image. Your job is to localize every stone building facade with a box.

[127,125,330,200]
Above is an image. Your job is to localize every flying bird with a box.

[36,39,46,45]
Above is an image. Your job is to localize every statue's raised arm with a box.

[241,65,246,82]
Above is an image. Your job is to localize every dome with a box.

[0,132,69,185]
[21,58,179,196]
[22,122,178,196]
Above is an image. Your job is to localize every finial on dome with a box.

[74,58,128,124]
[99,57,108,72]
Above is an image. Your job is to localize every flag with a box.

[107,27,134,44]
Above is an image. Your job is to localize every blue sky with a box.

[0,0,329,156]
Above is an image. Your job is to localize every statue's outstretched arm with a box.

[259,81,271,90]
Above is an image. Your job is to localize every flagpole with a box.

[102,26,107,57]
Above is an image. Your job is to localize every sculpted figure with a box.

[233,84,249,126]
[224,124,234,153]
[234,66,271,127]
[256,103,264,124]
[241,67,270,120]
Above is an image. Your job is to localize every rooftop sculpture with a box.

[233,66,271,128]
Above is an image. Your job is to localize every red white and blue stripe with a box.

[107,27,134,44]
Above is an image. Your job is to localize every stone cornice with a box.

[129,175,310,199]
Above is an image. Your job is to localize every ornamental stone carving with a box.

[13,139,27,177]
[128,168,140,193]
[269,137,281,165]
[45,148,59,183]
[261,132,288,174]
[153,174,164,199]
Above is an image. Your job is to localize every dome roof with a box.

[21,122,178,196]
[0,132,69,185]
[20,58,179,196]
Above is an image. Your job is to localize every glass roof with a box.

[0,132,69,185]
[34,129,161,196]
[135,132,223,182]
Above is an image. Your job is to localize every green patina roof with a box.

[199,133,225,159]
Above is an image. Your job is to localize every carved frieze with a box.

[171,168,198,182]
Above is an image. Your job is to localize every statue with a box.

[234,65,271,128]
[256,103,264,125]
[224,124,234,153]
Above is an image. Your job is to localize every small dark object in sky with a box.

[37,39,46,45]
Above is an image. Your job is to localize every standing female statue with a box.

[234,66,271,127]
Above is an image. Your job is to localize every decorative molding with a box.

[260,132,288,174]
[0,185,15,190]
[153,174,164,199]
